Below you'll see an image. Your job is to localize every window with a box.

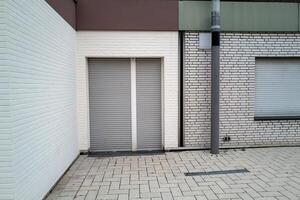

[255,58,300,120]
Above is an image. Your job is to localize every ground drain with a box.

[88,150,165,157]
[184,168,249,176]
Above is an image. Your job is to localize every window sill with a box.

[254,116,300,121]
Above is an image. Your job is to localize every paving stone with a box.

[161,192,173,200]
[118,194,129,200]
[129,188,140,199]
[76,189,88,197]
[46,148,300,200]
[85,191,98,200]
[74,196,85,200]
[56,197,75,200]
[96,194,118,199]
[174,196,196,200]
[170,187,183,197]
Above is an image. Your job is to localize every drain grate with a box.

[88,150,165,157]
[185,168,249,176]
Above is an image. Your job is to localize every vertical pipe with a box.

[211,0,220,154]
[179,31,184,147]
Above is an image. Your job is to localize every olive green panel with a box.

[179,1,211,31]
[222,2,298,32]
[179,1,299,32]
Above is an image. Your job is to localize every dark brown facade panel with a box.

[46,0,76,29]
[77,0,179,31]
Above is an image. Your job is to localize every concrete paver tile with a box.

[45,148,300,200]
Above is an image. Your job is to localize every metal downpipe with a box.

[211,0,220,154]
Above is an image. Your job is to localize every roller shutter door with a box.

[88,59,132,151]
[136,59,162,150]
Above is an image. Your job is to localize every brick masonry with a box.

[184,32,300,148]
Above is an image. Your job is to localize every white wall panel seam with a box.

[131,58,137,151]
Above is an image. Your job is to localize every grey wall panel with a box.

[88,59,132,151]
[136,59,162,150]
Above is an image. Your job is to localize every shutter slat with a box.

[88,59,132,151]
[136,59,162,150]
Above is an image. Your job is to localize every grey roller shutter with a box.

[88,59,132,152]
[136,59,162,150]
[255,58,300,117]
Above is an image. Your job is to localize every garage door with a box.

[136,59,162,150]
[88,59,132,151]
[88,58,161,152]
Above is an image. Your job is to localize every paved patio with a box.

[46,147,300,200]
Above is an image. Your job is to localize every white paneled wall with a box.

[76,31,179,150]
[1,0,78,199]
[0,1,14,199]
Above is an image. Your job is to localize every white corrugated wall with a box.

[0,1,14,199]
[1,0,78,199]
[76,31,179,151]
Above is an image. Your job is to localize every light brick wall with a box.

[184,32,300,148]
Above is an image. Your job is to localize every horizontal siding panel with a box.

[3,0,78,199]
[0,0,14,199]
